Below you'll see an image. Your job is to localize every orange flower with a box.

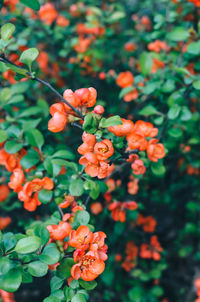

[116,71,134,88]
[48,103,68,133]
[56,15,70,27]
[134,120,158,137]
[89,231,108,261]
[94,139,114,161]
[108,201,137,222]
[37,51,49,72]
[131,159,146,175]
[124,42,136,52]
[127,177,139,195]
[188,0,200,6]
[108,118,134,136]
[148,40,169,53]
[137,214,157,232]
[90,202,103,215]
[147,139,165,162]
[38,3,58,25]
[69,225,94,250]
[122,241,138,272]
[140,236,163,260]
[0,289,15,302]
[0,217,11,230]
[8,168,24,192]
[71,252,105,281]
[18,177,53,211]
[151,58,165,73]
[73,36,92,53]
[4,0,18,11]
[0,148,26,172]
[59,195,75,209]
[63,87,97,110]
[126,132,147,151]
[123,89,138,102]
[0,184,10,202]
[78,132,96,155]
[47,221,71,240]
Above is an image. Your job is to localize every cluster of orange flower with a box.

[0,143,54,212]
[108,201,138,223]
[46,197,107,281]
[48,87,97,132]
[116,235,162,272]
[78,132,114,179]
[0,290,15,302]
[188,0,200,6]
[195,279,200,302]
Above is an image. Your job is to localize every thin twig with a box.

[0,54,84,119]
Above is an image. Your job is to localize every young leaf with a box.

[20,0,40,11]
[1,23,15,41]
[139,52,153,76]
[15,236,41,254]
[19,48,39,71]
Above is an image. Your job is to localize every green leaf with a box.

[19,106,43,117]
[52,150,75,160]
[139,52,153,76]
[167,104,181,120]
[1,23,15,41]
[25,129,44,151]
[4,141,23,154]
[79,279,97,290]
[193,80,200,90]
[187,41,200,55]
[71,293,87,302]
[0,269,22,292]
[15,236,41,254]
[38,190,53,204]
[69,179,84,196]
[33,225,50,246]
[39,243,60,265]
[19,48,39,71]
[64,287,74,302]
[70,279,79,289]
[28,261,48,277]
[56,258,74,279]
[83,113,98,134]
[0,257,10,275]
[0,130,8,143]
[167,27,189,41]
[151,162,166,177]
[20,149,40,169]
[180,106,192,121]
[43,297,60,302]
[107,11,125,23]
[99,115,122,128]
[168,128,182,138]
[5,63,28,76]
[50,276,64,292]
[139,105,159,116]
[119,86,134,99]
[20,0,40,10]
[73,211,90,226]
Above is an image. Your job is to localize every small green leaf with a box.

[20,149,40,169]
[69,179,84,196]
[139,105,159,116]
[79,279,97,290]
[83,113,98,134]
[187,41,200,55]
[43,297,60,302]
[139,52,153,76]
[15,236,41,254]
[20,0,40,11]
[1,23,15,41]
[0,257,10,275]
[0,130,8,143]
[99,115,122,128]
[27,261,48,277]
[0,269,22,292]
[38,190,53,204]
[71,293,87,302]
[39,243,60,265]
[167,27,189,41]
[193,80,200,90]
[167,104,181,120]
[52,150,75,160]
[74,211,90,226]
[4,141,23,154]
[19,48,39,71]
[25,129,44,151]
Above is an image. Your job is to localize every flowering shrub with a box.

[0,0,200,302]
